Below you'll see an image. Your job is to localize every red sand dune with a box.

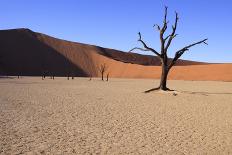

[0,28,232,81]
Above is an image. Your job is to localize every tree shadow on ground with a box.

[144,88,232,96]
[144,87,174,93]
[178,91,232,96]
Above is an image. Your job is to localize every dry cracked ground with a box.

[1,77,232,154]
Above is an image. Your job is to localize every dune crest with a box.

[0,28,231,81]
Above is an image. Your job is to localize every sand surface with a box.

[1,77,232,154]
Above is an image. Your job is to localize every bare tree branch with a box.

[165,11,179,52]
[99,63,107,73]
[162,6,168,32]
[164,34,171,41]
[130,6,208,91]
[159,6,169,54]
[153,24,161,31]
[137,32,161,57]
[168,39,208,69]
[129,47,150,52]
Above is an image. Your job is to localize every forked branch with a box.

[159,6,169,53]
[130,32,161,57]
[99,63,107,73]
[99,63,108,81]
[161,6,168,33]
[168,39,208,69]
[165,11,179,51]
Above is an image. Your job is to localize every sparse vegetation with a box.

[99,63,108,81]
[67,73,70,80]
[42,70,46,80]
[89,74,92,81]
[106,72,109,81]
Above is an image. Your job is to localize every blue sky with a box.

[0,0,232,62]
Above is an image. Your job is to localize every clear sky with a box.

[0,0,232,63]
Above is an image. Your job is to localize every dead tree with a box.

[71,70,75,80]
[42,70,46,80]
[130,7,208,91]
[49,71,54,80]
[89,73,92,81]
[67,71,74,80]
[99,63,107,81]
[88,72,92,81]
[106,73,109,81]
[67,73,70,80]
[88,69,94,81]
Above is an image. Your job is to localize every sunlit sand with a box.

[1,77,232,154]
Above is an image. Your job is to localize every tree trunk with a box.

[159,61,169,90]
[101,72,104,81]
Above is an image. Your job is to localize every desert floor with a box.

[1,77,232,155]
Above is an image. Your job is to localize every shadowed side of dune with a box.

[35,32,98,77]
[0,29,87,76]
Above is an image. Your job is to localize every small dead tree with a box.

[42,70,46,80]
[71,70,75,80]
[131,7,208,91]
[88,68,94,81]
[106,72,109,81]
[50,72,55,80]
[89,74,92,81]
[67,71,74,80]
[99,63,107,81]
[67,73,70,80]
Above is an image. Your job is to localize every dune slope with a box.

[0,28,231,81]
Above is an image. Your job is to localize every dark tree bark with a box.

[160,61,168,90]
[131,7,208,91]
[99,64,107,81]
